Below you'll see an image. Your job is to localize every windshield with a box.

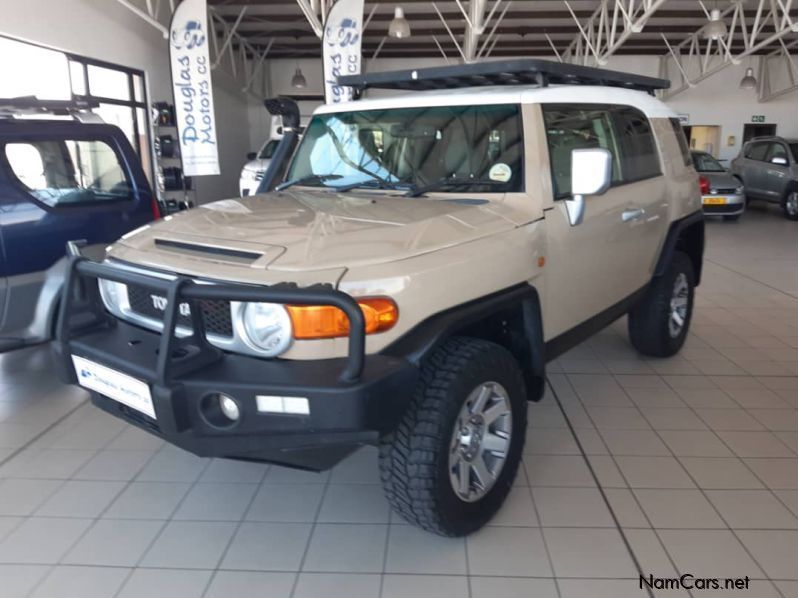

[790,143,798,162]
[258,139,279,160]
[692,152,725,172]
[285,104,523,193]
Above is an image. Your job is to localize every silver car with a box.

[692,151,745,221]
[731,137,798,220]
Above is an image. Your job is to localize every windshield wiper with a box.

[275,174,342,191]
[335,179,407,193]
[405,177,506,198]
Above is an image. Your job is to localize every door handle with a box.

[622,208,645,222]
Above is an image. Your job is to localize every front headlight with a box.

[240,302,293,356]
[98,278,124,314]
[736,185,744,195]
[241,169,258,181]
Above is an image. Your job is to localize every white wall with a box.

[0,0,251,204]
[265,55,798,164]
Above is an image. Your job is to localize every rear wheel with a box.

[379,337,527,536]
[628,251,695,358]
[783,190,798,221]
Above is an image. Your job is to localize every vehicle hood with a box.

[112,188,517,272]
[701,170,740,191]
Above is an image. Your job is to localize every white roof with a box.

[314,84,677,120]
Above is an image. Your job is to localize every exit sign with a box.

[752,115,766,123]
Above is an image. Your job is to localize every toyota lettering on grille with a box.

[150,294,191,317]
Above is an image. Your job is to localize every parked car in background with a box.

[731,136,798,220]
[692,150,745,221]
[0,103,157,352]
[239,137,279,197]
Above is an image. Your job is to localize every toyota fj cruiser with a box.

[54,60,704,536]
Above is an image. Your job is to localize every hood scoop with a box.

[153,238,282,268]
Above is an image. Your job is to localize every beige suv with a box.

[54,60,704,536]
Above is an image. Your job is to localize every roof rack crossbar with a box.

[339,59,668,97]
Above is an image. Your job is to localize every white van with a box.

[239,137,280,197]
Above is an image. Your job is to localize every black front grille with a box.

[126,283,234,337]
[713,187,739,194]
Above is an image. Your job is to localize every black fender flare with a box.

[381,283,546,401]
[654,210,705,285]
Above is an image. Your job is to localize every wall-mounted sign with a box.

[677,114,690,125]
[751,115,766,123]
[169,0,220,176]
[322,0,364,104]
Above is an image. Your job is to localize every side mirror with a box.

[771,156,788,166]
[247,152,257,161]
[566,148,613,226]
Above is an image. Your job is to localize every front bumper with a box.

[54,257,417,470]
[701,193,745,216]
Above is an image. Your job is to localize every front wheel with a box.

[783,190,798,221]
[628,251,695,358]
[379,337,527,536]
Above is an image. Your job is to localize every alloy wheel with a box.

[448,381,512,502]
[669,272,689,338]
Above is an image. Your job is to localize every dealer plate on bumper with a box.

[72,355,156,419]
[703,197,727,205]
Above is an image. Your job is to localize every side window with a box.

[668,117,692,167]
[747,142,768,161]
[543,105,622,197]
[3,139,132,207]
[612,107,662,181]
[765,143,788,163]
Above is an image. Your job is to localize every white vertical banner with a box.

[323,0,365,104]
[169,0,220,176]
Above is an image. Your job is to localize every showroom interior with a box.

[1,0,798,597]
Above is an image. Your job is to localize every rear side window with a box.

[3,139,132,207]
[613,107,661,181]
[669,118,692,167]
[746,142,768,161]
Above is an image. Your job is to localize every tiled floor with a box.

[0,206,796,597]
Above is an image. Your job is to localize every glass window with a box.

[4,139,132,207]
[286,104,523,193]
[69,61,86,96]
[87,64,130,101]
[765,143,788,163]
[258,139,280,160]
[669,118,692,167]
[543,105,622,197]
[790,143,798,162]
[746,142,768,161]
[691,152,726,172]
[613,107,661,180]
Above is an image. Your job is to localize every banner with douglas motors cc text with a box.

[323,0,364,104]
[169,0,220,176]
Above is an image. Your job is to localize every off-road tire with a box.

[628,251,695,358]
[379,337,527,536]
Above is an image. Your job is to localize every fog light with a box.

[218,394,240,421]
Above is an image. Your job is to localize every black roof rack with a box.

[0,96,100,118]
[339,59,670,97]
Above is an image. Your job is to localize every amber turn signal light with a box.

[287,297,398,340]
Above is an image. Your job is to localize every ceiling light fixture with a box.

[389,6,411,39]
[739,67,757,90]
[703,8,727,40]
[291,66,307,89]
